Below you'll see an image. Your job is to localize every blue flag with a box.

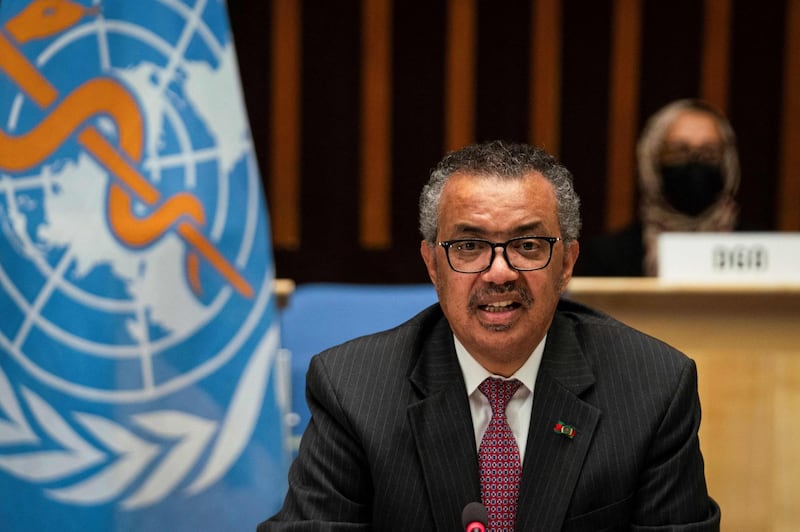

[0,1,288,530]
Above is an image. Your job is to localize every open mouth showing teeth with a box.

[478,301,521,312]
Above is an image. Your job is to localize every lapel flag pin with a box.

[553,421,576,439]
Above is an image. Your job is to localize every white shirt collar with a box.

[454,333,546,396]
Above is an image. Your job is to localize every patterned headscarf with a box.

[637,99,741,275]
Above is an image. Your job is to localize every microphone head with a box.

[461,502,489,530]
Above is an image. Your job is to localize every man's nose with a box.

[481,246,519,282]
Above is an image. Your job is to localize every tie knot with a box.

[478,377,521,416]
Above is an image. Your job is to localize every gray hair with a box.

[418,140,582,243]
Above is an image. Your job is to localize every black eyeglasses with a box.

[437,236,561,273]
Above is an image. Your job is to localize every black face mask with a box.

[659,162,725,216]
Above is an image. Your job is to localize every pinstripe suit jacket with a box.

[260,299,720,531]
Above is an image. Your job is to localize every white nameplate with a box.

[658,232,800,284]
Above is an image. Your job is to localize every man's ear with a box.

[560,239,580,293]
[420,240,438,286]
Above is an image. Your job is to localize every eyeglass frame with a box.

[437,235,562,273]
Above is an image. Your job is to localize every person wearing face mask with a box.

[577,99,750,277]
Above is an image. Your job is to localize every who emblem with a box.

[0,0,284,515]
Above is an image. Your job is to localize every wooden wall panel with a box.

[779,0,800,231]
[605,0,642,231]
[701,0,732,111]
[529,0,562,155]
[359,0,393,249]
[269,0,301,249]
[229,0,797,284]
[444,0,477,151]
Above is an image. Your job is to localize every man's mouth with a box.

[478,300,522,312]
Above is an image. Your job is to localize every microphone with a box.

[462,502,488,532]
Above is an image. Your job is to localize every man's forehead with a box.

[441,170,555,201]
[447,169,545,181]
[438,174,559,237]
[447,221,551,240]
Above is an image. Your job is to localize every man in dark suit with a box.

[261,141,720,531]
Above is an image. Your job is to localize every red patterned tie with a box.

[478,377,523,532]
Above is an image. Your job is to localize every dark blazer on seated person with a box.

[260,299,720,531]
[576,220,759,277]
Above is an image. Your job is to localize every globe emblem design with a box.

[0,0,274,403]
[0,1,281,510]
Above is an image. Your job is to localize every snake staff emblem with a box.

[0,0,253,299]
[0,0,282,511]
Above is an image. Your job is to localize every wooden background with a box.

[228,0,800,284]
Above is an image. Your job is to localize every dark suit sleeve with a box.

[258,355,372,531]
[631,359,721,531]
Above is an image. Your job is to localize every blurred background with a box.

[228,0,800,284]
[224,4,800,529]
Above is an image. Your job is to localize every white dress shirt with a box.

[454,334,546,465]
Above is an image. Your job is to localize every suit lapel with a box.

[516,310,601,531]
[406,305,601,531]
[408,314,481,531]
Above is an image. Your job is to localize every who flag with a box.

[0,0,289,530]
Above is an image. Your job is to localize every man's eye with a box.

[514,239,544,255]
